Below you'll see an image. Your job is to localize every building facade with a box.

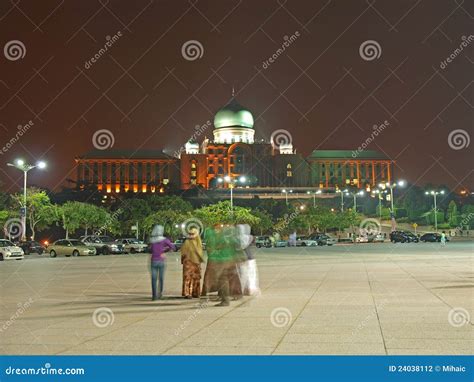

[75,97,394,194]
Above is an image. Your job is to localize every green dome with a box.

[213,98,254,129]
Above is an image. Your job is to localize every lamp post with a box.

[306,190,322,208]
[7,159,47,241]
[371,190,384,220]
[335,188,348,212]
[379,180,405,215]
[217,175,246,209]
[282,189,293,205]
[379,180,405,231]
[425,190,445,231]
[346,190,365,212]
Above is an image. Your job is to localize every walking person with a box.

[149,225,176,301]
[440,230,447,246]
[181,228,204,299]
[236,224,260,296]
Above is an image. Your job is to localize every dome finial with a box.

[232,84,235,97]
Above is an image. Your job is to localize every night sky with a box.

[0,0,472,193]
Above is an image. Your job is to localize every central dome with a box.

[213,98,254,129]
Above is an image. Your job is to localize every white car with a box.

[0,239,24,261]
[115,238,148,254]
[296,236,318,247]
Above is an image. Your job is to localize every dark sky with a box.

[0,0,472,193]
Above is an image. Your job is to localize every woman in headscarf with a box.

[181,228,204,299]
[149,224,175,301]
[236,224,260,296]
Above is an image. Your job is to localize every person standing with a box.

[236,224,260,296]
[149,224,175,301]
[440,231,447,246]
[181,228,204,299]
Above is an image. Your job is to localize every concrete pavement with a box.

[0,242,472,355]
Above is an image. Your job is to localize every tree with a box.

[250,209,273,235]
[194,201,260,227]
[59,201,83,239]
[12,187,58,239]
[447,200,459,228]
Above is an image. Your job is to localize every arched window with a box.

[190,160,197,185]
[286,163,292,177]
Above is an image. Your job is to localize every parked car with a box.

[255,236,272,248]
[48,239,97,257]
[310,234,337,246]
[390,231,419,243]
[370,233,385,243]
[80,235,124,255]
[420,233,449,243]
[274,240,289,247]
[19,240,45,255]
[115,238,148,254]
[355,235,369,243]
[0,239,24,261]
[296,236,318,247]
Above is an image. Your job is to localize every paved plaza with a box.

[0,242,473,355]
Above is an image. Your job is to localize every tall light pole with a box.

[425,190,445,232]
[282,189,293,205]
[379,180,405,231]
[217,175,246,209]
[347,190,365,212]
[371,190,385,220]
[7,159,47,241]
[306,189,322,208]
[335,188,348,212]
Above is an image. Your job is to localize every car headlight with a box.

[111,244,117,248]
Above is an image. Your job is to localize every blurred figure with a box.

[289,231,297,247]
[181,228,204,299]
[202,224,241,306]
[149,225,176,301]
[440,231,447,246]
[236,224,260,296]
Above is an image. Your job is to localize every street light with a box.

[371,189,385,220]
[346,190,365,212]
[425,190,445,231]
[306,189,322,208]
[282,189,293,205]
[335,188,348,212]
[378,180,405,215]
[7,159,47,241]
[217,175,247,209]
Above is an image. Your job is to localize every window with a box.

[286,163,292,177]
